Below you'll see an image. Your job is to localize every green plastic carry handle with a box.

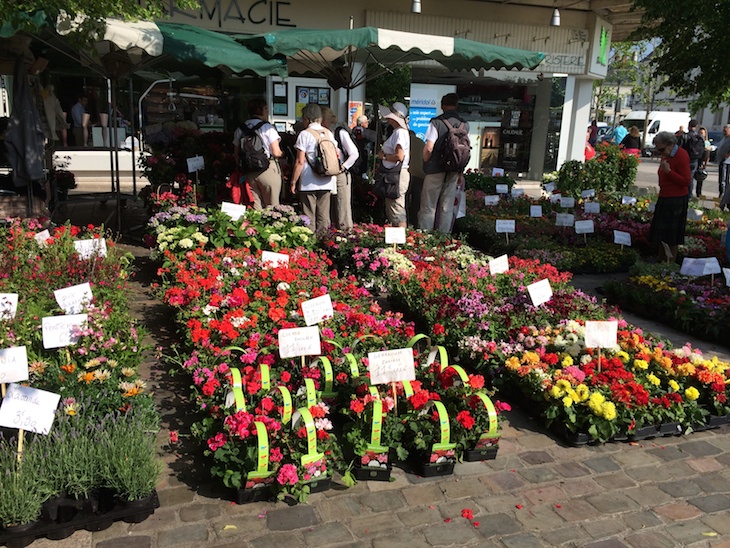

[297,407,325,465]
[445,364,470,386]
[402,380,414,398]
[370,399,383,446]
[310,357,335,397]
[406,333,432,351]
[304,378,317,409]
[230,368,246,412]
[253,421,270,473]
[425,400,452,445]
[427,345,449,372]
[474,391,499,438]
[368,386,380,399]
[344,352,360,378]
[271,385,293,425]
[259,363,270,392]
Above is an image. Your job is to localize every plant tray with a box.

[629,425,659,441]
[658,422,682,436]
[234,485,275,505]
[353,464,391,482]
[708,413,730,428]
[463,446,499,462]
[304,477,332,494]
[0,491,159,548]
[417,461,455,478]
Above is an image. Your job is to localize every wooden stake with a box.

[597,348,602,374]
[505,233,509,245]
[583,233,587,245]
[391,382,397,416]
[17,429,24,463]
[711,273,715,286]
[301,356,305,370]
[1,383,5,398]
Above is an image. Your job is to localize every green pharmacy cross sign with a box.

[597,26,609,66]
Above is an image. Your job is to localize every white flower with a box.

[178,238,194,249]
[277,282,290,291]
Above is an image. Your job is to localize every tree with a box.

[365,65,411,113]
[2,1,198,44]
[632,0,730,110]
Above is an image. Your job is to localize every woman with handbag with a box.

[376,102,410,228]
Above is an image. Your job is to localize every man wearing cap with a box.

[419,93,470,233]
[377,102,411,228]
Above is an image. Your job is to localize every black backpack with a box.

[682,131,706,161]
[334,127,362,174]
[239,120,269,172]
[436,118,471,172]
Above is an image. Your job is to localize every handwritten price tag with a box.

[41,314,87,349]
[484,195,500,206]
[613,230,632,246]
[560,196,575,209]
[34,229,51,247]
[584,321,618,348]
[261,251,289,269]
[384,226,406,244]
[530,205,542,218]
[495,219,515,233]
[0,384,61,435]
[680,257,721,277]
[221,202,247,221]
[527,279,552,307]
[574,220,595,234]
[584,202,600,214]
[489,254,509,275]
[278,326,321,359]
[0,293,18,320]
[301,294,334,326]
[74,238,107,259]
[54,282,93,315]
[0,346,29,384]
[555,213,574,227]
[496,184,509,194]
[581,189,596,198]
[368,348,416,385]
[186,155,205,173]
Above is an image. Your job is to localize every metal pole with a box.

[107,79,114,193]
[128,78,137,199]
[111,81,122,234]
[138,78,175,153]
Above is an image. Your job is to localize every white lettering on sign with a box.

[489,254,509,276]
[555,213,574,227]
[530,205,542,218]
[495,220,515,233]
[0,293,18,320]
[384,226,406,244]
[301,294,334,326]
[613,230,632,246]
[527,279,552,307]
[574,220,595,234]
[74,238,107,259]
[278,326,321,359]
[221,201,247,221]
[584,202,600,214]
[41,314,88,349]
[0,383,61,435]
[0,346,28,383]
[484,195,500,206]
[54,282,93,315]
[584,320,618,349]
[368,348,416,385]
[166,0,298,29]
[496,184,509,194]
[261,251,289,269]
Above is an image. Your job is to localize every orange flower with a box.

[61,363,76,374]
[123,386,142,398]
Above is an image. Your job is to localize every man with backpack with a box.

[289,103,338,235]
[678,119,705,197]
[418,93,471,233]
[322,107,359,230]
[233,97,283,209]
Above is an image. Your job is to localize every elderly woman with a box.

[377,102,410,227]
[649,131,691,262]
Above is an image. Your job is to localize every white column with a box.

[557,76,593,168]
[556,76,576,169]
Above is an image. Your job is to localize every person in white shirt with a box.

[289,103,337,234]
[322,107,359,230]
[232,97,283,209]
[377,102,410,228]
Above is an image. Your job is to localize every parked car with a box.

[708,131,723,163]
[595,128,615,145]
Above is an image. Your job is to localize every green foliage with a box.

[556,143,638,198]
[463,170,516,194]
[365,65,411,110]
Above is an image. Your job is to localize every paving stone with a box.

[518,451,555,465]
[658,479,703,498]
[455,460,492,476]
[586,492,640,514]
[481,470,526,492]
[91,519,131,542]
[665,519,718,544]
[359,490,406,512]
[687,457,725,473]
[420,522,482,545]
[610,448,662,468]
[688,494,730,513]
[624,532,677,548]
[212,515,267,539]
[554,499,602,522]
[622,510,663,530]
[303,522,354,546]
[467,512,521,538]
[552,461,592,478]
[584,539,629,548]
[313,496,363,522]
[542,525,591,545]
[397,506,441,528]
[441,478,490,499]
[96,538,151,548]
[348,513,402,537]
[661,461,697,479]
[625,465,664,483]
[624,485,672,507]
[401,483,445,506]
[156,486,196,507]
[484,455,524,472]
[557,477,603,496]
[695,473,730,494]
[518,466,560,484]
[515,433,558,450]
[701,512,730,535]
[583,517,628,540]
[128,507,178,533]
[371,530,430,548]
[499,532,547,547]
[654,502,703,521]
[267,505,319,531]
[593,472,637,489]
[678,440,723,457]
[179,503,221,522]
[225,499,278,516]
[366,469,410,492]
[513,503,565,531]
[646,445,688,462]
[521,485,566,506]
[582,456,621,473]
[249,532,303,548]
[157,524,210,547]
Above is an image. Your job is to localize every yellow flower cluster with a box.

[632,275,674,292]
[633,359,648,370]
[684,387,700,401]
[587,392,617,420]
[549,380,589,408]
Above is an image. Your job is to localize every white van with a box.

[622,111,692,154]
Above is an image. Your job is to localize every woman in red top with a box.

[649,131,691,262]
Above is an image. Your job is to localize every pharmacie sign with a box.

[166,0,298,29]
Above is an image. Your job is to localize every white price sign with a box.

[613,230,632,246]
[584,202,600,214]
[496,184,509,194]
[581,189,596,198]
[54,282,93,315]
[530,205,543,218]
[680,257,722,277]
[384,226,406,244]
[527,279,553,307]
[0,293,18,320]
[510,187,525,197]
[491,167,505,177]
[41,314,87,349]
[301,294,334,326]
[484,195,500,206]
[34,229,51,246]
[261,251,289,268]
[621,196,637,205]
[221,202,247,221]
[723,268,730,287]
[687,209,704,221]
[584,321,618,349]
[549,193,562,204]
[0,383,61,435]
[0,346,29,383]
[555,213,575,227]
[495,219,515,233]
[543,182,556,193]
[489,254,509,275]
[74,238,107,259]
[560,196,575,209]
[368,348,416,385]
[648,201,656,213]
[278,326,321,359]
[574,220,595,234]
[186,155,205,172]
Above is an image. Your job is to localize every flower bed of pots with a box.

[0,220,161,535]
